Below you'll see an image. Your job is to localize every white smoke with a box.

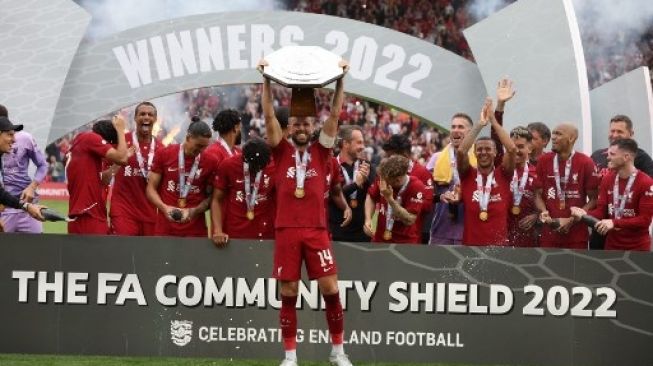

[466,0,652,87]
[76,0,286,40]
[572,0,653,87]
[467,0,512,22]
[74,0,285,143]
[572,0,653,36]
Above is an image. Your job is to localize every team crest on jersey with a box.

[646,185,653,197]
[286,167,318,179]
[607,204,635,217]
[547,187,557,200]
[411,192,424,203]
[572,173,579,183]
[235,190,244,202]
[472,191,502,202]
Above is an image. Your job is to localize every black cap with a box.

[0,116,23,132]
[382,134,411,154]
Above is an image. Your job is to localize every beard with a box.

[291,132,309,146]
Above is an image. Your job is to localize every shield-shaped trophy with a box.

[259,46,345,117]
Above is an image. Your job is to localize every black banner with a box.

[0,233,651,365]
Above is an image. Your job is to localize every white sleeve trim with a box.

[319,130,336,148]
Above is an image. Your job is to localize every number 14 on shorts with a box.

[318,249,334,271]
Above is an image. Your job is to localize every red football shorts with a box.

[110,215,156,236]
[273,227,338,281]
[68,215,109,235]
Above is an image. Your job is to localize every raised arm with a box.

[322,61,348,139]
[458,98,491,176]
[258,60,283,148]
[486,101,517,175]
[105,115,128,165]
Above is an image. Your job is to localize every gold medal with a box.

[383,230,392,241]
[350,199,358,208]
[294,187,305,199]
[246,210,255,220]
[0,204,5,212]
[479,211,489,221]
[178,198,186,208]
[559,201,565,210]
[511,206,521,215]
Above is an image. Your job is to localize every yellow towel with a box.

[433,144,477,184]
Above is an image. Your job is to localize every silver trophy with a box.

[260,46,345,88]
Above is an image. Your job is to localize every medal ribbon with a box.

[449,144,461,186]
[131,131,156,180]
[243,162,263,213]
[612,170,637,219]
[553,151,575,205]
[476,169,495,213]
[337,156,359,200]
[218,137,233,157]
[178,146,201,201]
[385,175,410,233]
[294,146,310,191]
[511,162,530,207]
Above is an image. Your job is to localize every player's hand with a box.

[363,219,374,237]
[127,145,136,158]
[339,59,350,73]
[355,161,370,187]
[380,179,393,200]
[539,210,552,224]
[163,205,180,222]
[212,231,229,248]
[256,59,268,73]
[518,213,538,231]
[496,78,516,104]
[440,190,459,204]
[25,203,46,221]
[20,185,36,203]
[595,219,614,235]
[178,208,193,223]
[112,114,126,132]
[569,206,586,220]
[478,97,492,127]
[341,206,352,227]
[556,217,575,234]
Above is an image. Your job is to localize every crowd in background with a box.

[42,0,653,182]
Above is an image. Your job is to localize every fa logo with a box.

[170,320,193,347]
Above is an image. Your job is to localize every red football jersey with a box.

[272,138,332,228]
[151,144,218,207]
[588,170,653,251]
[507,163,538,247]
[324,157,344,225]
[460,166,512,246]
[368,175,425,244]
[150,144,218,235]
[213,155,276,239]
[110,133,163,224]
[409,161,434,212]
[204,139,240,166]
[534,151,600,247]
[67,132,112,220]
